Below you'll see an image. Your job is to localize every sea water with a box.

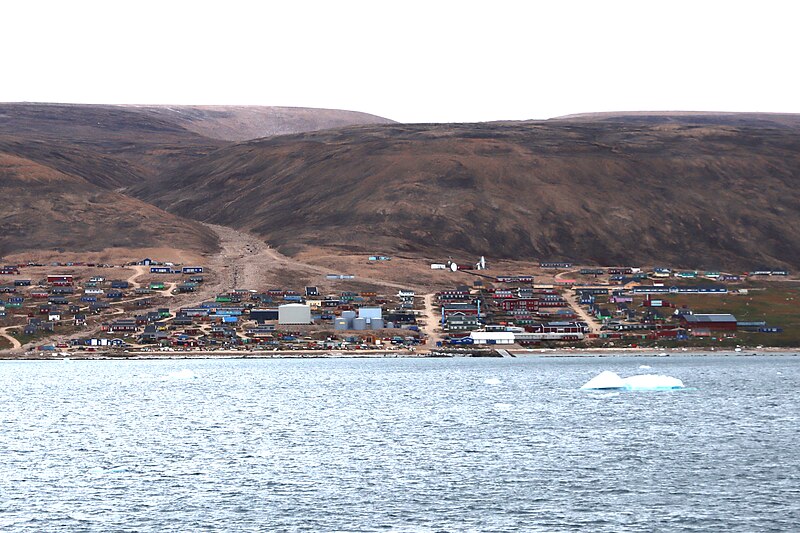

[0,355,798,532]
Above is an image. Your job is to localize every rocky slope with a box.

[0,152,219,256]
[134,118,800,269]
[0,102,392,257]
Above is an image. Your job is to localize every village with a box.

[0,251,796,358]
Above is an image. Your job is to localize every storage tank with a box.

[334,318,349,330]
[342,310,356,320]
[352,317,367,330]
[370,318,385,330]
[278,303,312,325]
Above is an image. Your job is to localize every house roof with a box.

[470,331,515,341]
[683,314,737,323]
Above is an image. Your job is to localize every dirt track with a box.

[0,326,22,350]
[562,290,602,334]
[126,265,147,289]
[204,224,412,291]
[420,294,443,347]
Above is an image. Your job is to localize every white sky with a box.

[2,0,798,123]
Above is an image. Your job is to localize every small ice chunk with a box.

[639,365,652,369]
[484,378,502,385]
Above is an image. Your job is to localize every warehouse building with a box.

[680,314,738,331]
[278,303,312,325]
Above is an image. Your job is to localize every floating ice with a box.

[580,371,625,390]
[493,403,513,411]
[622,374,684,390]
[638,365,652,369]
[167,369,196,380]
[581,371,684,391]
[484,378,502,385]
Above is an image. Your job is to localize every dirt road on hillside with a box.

[0,326,22,350]
[204,224,412,291]
[563,290,601,334]
[126,265,147,289]
[420,294,444,347]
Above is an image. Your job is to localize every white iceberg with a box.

[581,371,684,391]
[622,374,684,390]
[580,370,625,390]
[484,378,502,385]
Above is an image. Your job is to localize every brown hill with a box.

[0,103,227,188]
[551,111,800,128]
[125,105,396,141]
[134,118,800,270]
[0,152,219,257]
[0,102,391,257]
[0,103,394,186]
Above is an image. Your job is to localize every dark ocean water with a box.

[1,355,798,532]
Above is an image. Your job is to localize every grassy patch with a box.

[667,283,800,345]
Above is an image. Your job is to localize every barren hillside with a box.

[0,153,219,257]
[134,118,800,269]
[0,102,393,257]
[127,105,396,141]
[2,103,800,270]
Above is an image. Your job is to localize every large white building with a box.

[278,303,312,325]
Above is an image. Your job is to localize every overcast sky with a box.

[2,0,797,123]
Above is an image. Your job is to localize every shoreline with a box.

[2,346,799,361]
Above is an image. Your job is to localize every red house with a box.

[498,298,538,312]
[442,303,479,317]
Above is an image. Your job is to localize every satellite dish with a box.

[450,263,458,272]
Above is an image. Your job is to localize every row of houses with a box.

[150,266,204,274]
